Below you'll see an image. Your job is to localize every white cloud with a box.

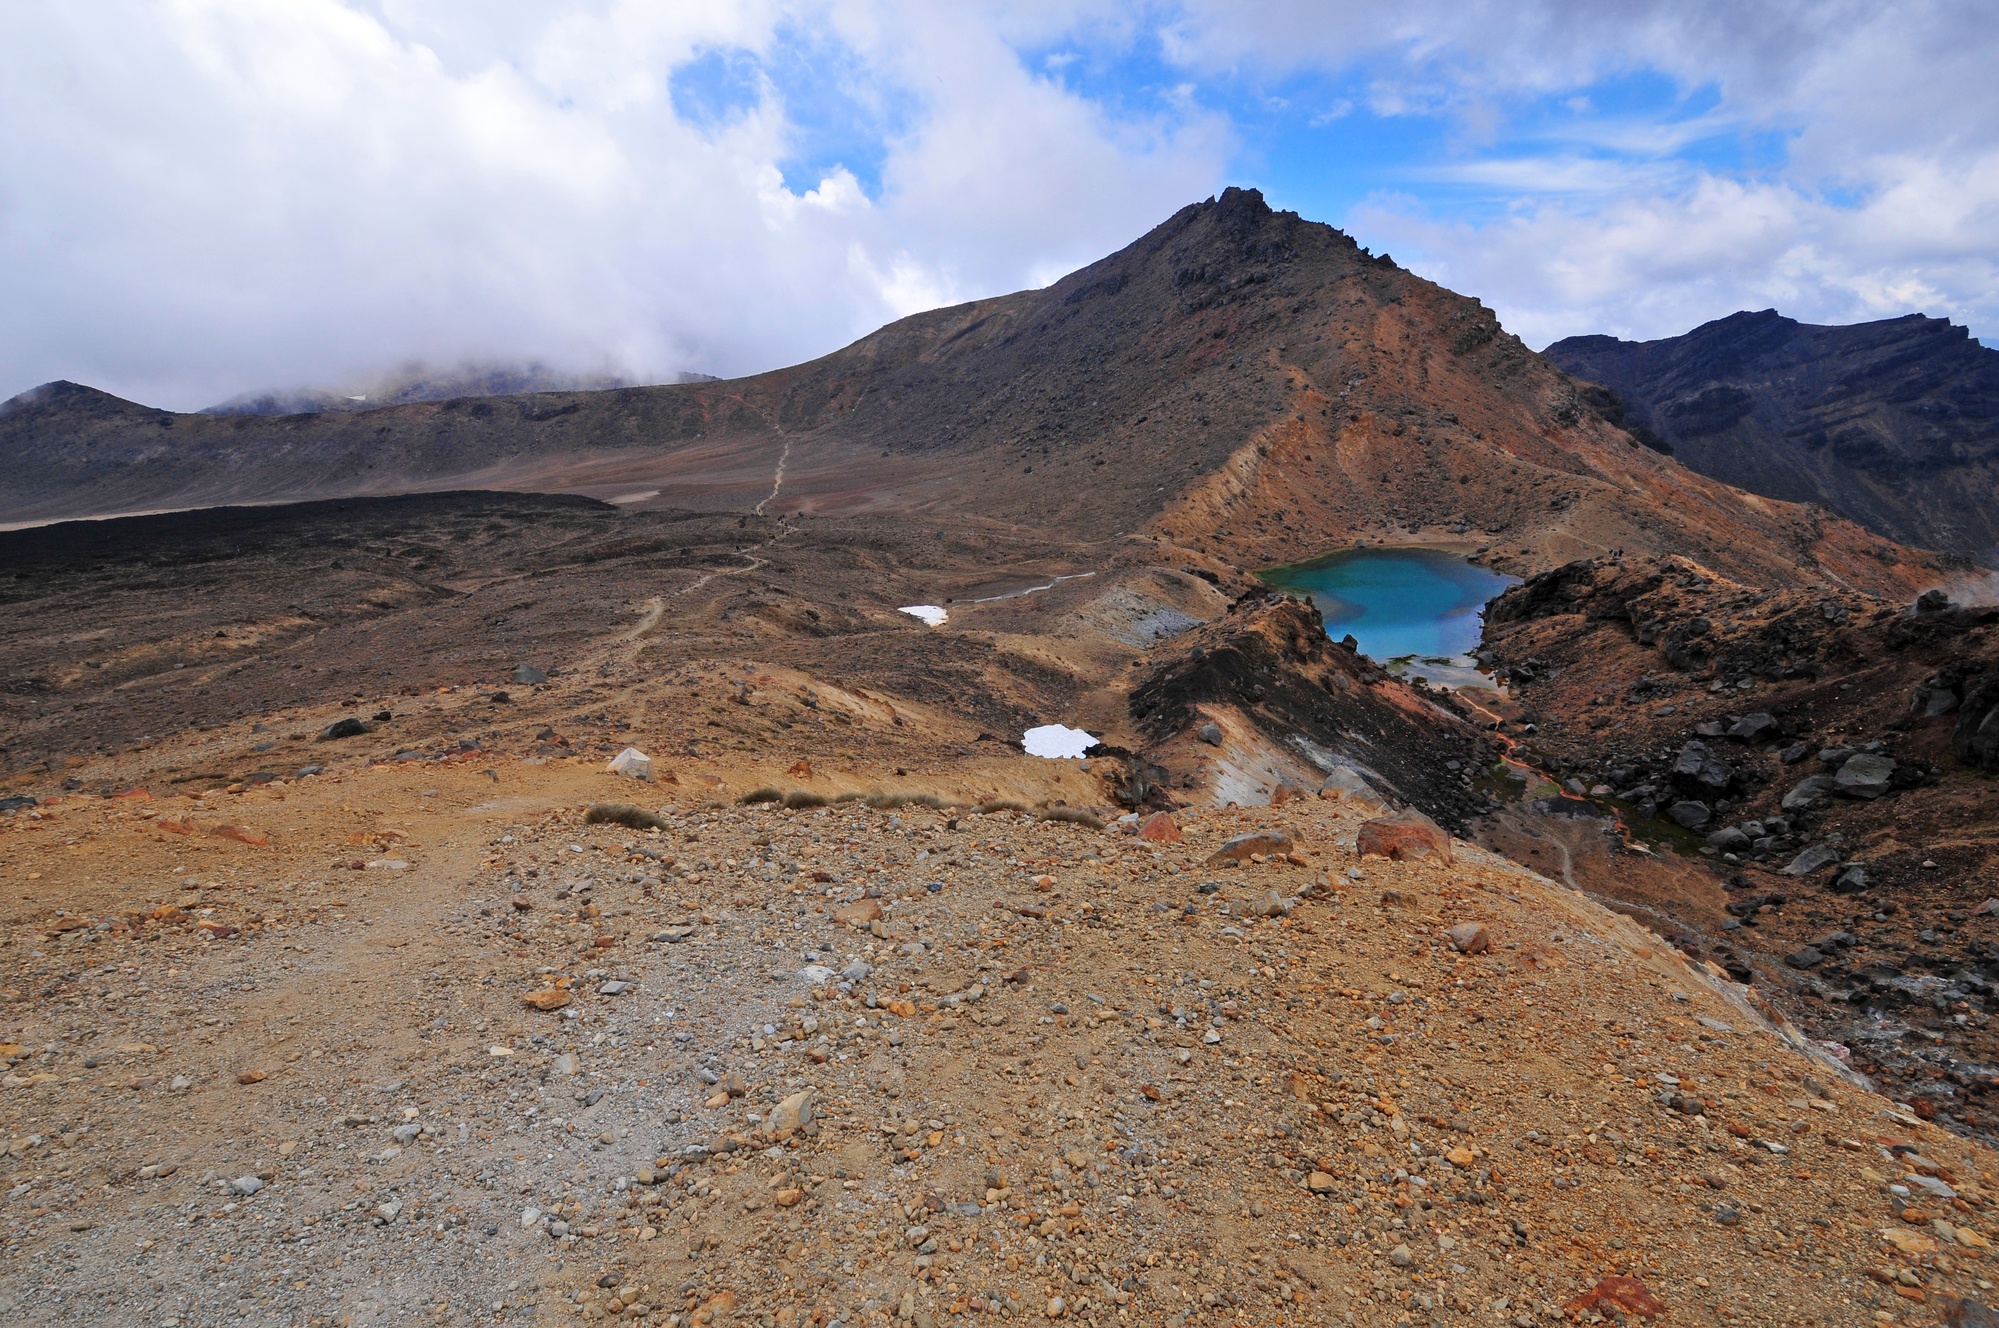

[1356,163,1999,348]
[1,0,1993,408]
[0,0,1227,408]
[1174,0,1999,345]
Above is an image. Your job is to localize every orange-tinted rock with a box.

[1136,813,1181,843]
[522,989,572,1011]
[833,899,884,927]
[1356,809,1452,863]
[1565,1277,1666,1320]
[211,824,268,846]
[1205,830,1295,865]
[1445,922,1490,954]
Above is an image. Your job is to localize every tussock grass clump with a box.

[1038,807,1105,830]
[864,791,945,810]
[584,803,669,831]
[974,799,1030,815]
[738,787,783,805]
[782,790,830,809]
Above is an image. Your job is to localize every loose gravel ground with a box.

[5,758,1999,1327]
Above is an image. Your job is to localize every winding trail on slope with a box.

[962,571,1098,604]
[752,437,793,518]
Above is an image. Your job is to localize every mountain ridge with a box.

[1545,308,1999,559]
[1,189,1937,599]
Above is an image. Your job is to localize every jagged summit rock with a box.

[1546,308,1999,555]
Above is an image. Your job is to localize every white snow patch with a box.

[1022,724,1096,759]
[899,605,947,627]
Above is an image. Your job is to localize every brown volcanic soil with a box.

[9,688,1999,1327]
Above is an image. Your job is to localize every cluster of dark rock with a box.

[1910,665,1999,773]
[1128,593,1492,830]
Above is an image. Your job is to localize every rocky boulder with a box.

[1444,922,1490,954]
[1356,809,1452,864]
[1317,765,1386,810]
[1782,843,1841,876]
[833,899,884,928]
[1726,712,1779,741]
[1205,830,1295,865]
[1705,825,1751,852]
[767,1090,815,1141]
[607,747,652,780]
[1781,775,1835,810]
[1956,675,1999,772]
[1667,801,1712,830]
[1670,740,1734,794]
[1833,752,1895,799]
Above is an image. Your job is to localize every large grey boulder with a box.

[1782,843,1841,876]
[1671,740,1733,792]
[1705,825,1751,852]
[1727,712,1779,742]
[1667,801,1712,830]
[1833,752,1896,799]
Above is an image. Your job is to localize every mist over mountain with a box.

[1546,310,1999,559]
[199,363,719,417]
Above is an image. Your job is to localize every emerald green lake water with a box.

[1260,547,1518,687]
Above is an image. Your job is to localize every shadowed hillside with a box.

[1547,309,1999,558]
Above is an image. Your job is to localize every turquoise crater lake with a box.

[1259,547,1519,687]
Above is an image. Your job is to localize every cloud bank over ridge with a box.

[2,1,1993,408]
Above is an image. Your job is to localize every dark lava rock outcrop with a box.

[1479,553,1999,1135]
[1126,593,1490,830]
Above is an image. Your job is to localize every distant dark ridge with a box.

[0,490,613,572]
[1547,310,1999,557]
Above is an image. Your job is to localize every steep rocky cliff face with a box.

[1547,310,1999,558]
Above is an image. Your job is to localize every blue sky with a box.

[4,1,1994,407]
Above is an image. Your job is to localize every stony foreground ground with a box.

[6,753,1999,1328]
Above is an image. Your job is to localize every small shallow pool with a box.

[1259,547,1517,688]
